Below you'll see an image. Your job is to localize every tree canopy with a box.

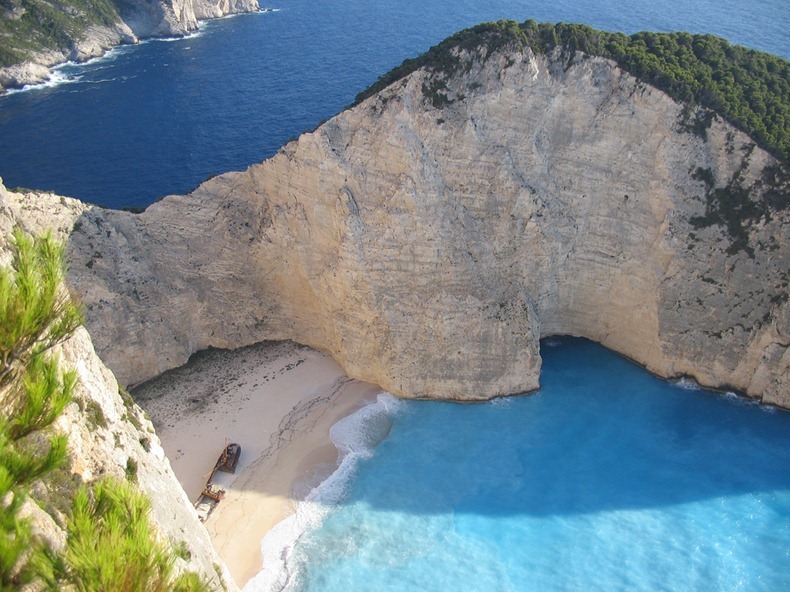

[354,20,790,164]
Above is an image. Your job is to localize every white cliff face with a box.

[69,24,138,62]
[59,329,238,590]
[117,0,198,39]
[107,0,257,40]
[0,58,56,90]
[5,46,789,407]
[193,0,259,20]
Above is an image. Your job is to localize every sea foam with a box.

[672,377,703,391]
[4,68,82,95]
[243,392,403,592]
[4,44,137,95]
[242,339,790,592]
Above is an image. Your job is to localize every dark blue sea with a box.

[1,3,788,591]
[0,0,787,209]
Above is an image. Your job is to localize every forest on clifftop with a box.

[0,0,121,66]
[356,20,790,165]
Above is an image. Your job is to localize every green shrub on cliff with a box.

[64,479,210,592]
[0,229,213,591]
[0,229,80,589]
[0,229,82,396]
[354,20,790,164]
[0,0,122,67]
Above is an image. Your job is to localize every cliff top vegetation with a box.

[0,0,122,67]
[354,20,790,164]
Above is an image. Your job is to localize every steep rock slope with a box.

[0,183,237,590]
[6,42,789,407]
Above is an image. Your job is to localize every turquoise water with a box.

[0,0,787,209]
[249,338,790,592]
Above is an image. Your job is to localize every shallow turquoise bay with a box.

[276,339,790,592]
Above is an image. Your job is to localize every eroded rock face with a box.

[5,45,789,407]
[0,196,238,591]
[58,329,237,590]
[69,24,138,62]
[116,0,198,39]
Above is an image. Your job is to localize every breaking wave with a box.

[243,392,403,592]
[672,377,703,391]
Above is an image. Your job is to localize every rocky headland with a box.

[4,23,788,408]
[0,0,260,92]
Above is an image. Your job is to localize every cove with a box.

[250,338,790,591]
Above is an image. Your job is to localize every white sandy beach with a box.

[133,341,380,588]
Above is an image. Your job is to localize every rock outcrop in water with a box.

[4,35,789,408]
[0,0,259,91]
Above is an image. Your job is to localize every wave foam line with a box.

[672,377,702,391]
[243,391,403,592]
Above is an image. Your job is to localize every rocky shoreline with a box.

[0,0,261,93]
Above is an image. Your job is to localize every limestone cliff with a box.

[4,41,789,408]
[0,0,259,91]
[0,183,237,590]
[193,0,259,20]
